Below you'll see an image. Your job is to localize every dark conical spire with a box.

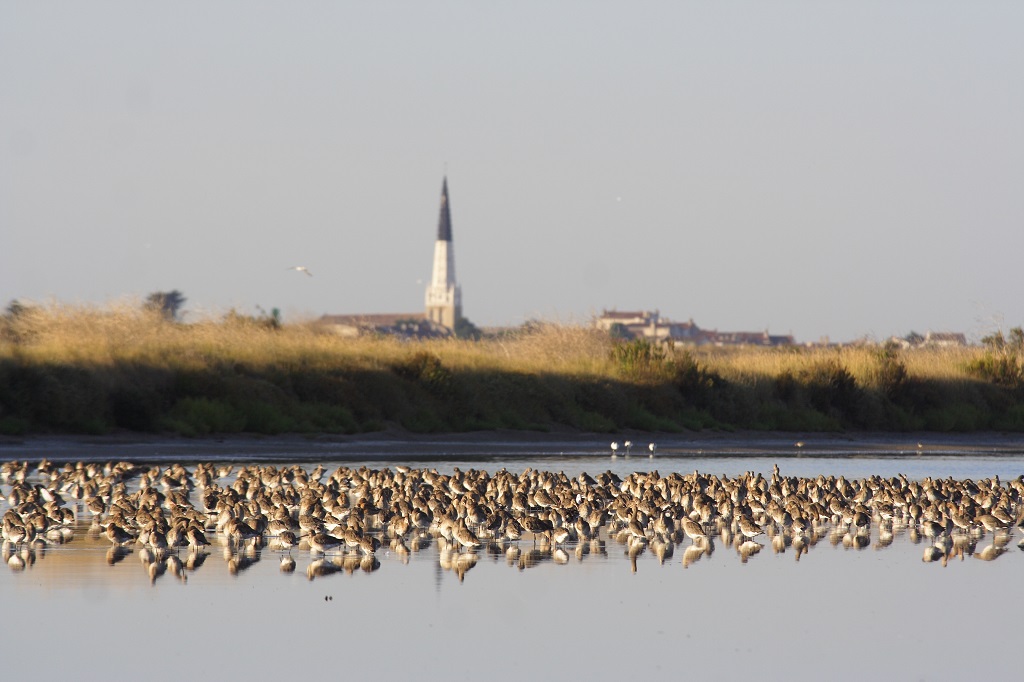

[437,177,452,242]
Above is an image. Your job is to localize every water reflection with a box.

[2,458,1023,588]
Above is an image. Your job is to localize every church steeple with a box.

[437,177,452,242]
[425,176,462,331]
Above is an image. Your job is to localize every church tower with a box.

[425,177,462,331]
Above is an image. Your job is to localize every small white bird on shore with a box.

[648,443,657,458]
[289,266,313,277]
[610,442,619,459]
[624,440,633,456]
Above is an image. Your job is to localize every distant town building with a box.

[316,313,446,339]
[594,309,795,347]
[886,331,968,349]
[319,177,462,338]
[923,331,968,348]
[594,310,703,342]
[710,330,796,347]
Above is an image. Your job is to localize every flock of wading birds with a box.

[2,450,1023,584]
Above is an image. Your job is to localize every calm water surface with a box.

[2,440,1023,681]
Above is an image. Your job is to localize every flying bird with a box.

[289,266,313,277]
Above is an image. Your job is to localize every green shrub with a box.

[400,408,448,433]
[993,404,1024,431]
[110,387,163,431]
[612,338,671,381]
[567,405,617,433]
[922,404,989,431]
[0,416,29,435]
[872,344,909,401]
[165,397,246,435]
[237,400,295,434]
[761,405,841,432]
[800,359,861,419]
[672,350,721,408]
[392,351,454,397]
[774,370,799,404]
[966,352,1023,387]
[293,403,360,433]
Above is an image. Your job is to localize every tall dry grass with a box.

[2,304,617,374]
[2,303,993,382]
[1,303,1021,435]
[690,345,981,387]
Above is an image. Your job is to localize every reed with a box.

[1,303,1021,435]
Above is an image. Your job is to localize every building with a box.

[886,331,969,349]
[424,177,462,330]
[709,330,796,347]
[319,177,462,338]
[594,309,703,342]
[316,313,446,339]
[923,331,967,348]
[593,309,794,346]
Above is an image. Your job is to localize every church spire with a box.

[437,177,452,242]
[425,176,462,331]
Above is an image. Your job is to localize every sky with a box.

[2,1,1022,343]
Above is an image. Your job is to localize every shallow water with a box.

[2,444,1023,681]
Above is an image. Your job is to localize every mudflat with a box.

[2,429,1023,461]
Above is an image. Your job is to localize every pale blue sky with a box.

[2,2,1022,342]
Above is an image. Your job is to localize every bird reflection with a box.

[922,545,946,564]
[165,554,186,583]
[737,541,763,564]
[183,549,209,571]
[6,547,30,571]
[227,552,259,575]
[842,533,871,550]
[628,541,646,573]
[651,538,673,565]
[147,558,166,584]
[792,534,808,561]
[518,548,548,571]
[875,527,894,550]
[682,544,705,569]
[106,545,130,565]
[454,552,477,581]
[975,544,1007,562]
[951,535,975,560]
[306,558,340,580]
[339,554,363,574]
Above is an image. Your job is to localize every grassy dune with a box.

[1,304,1022,436]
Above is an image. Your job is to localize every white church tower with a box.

[425,177,462,331]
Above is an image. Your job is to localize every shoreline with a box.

[2,429,1024,462]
